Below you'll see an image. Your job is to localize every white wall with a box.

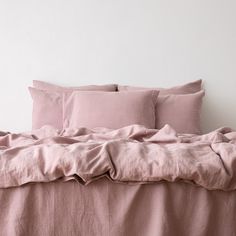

[0,0,235,132]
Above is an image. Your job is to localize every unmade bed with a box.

[0,124,236,236]
[1,80,236,236]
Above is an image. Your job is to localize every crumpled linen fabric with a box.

[0,124,236,191]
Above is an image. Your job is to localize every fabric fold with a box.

[0,125,236,191]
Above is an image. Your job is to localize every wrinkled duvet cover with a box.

[0,124,236,236]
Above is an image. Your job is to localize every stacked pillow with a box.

[29,81,117,130]
[118,80,204,134]
[29,80,204,134]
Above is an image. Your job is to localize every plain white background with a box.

[0,0,235,132]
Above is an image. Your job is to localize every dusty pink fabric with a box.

[118,80,204,133]
[0,179,236,236]
[0,124,236,190]
[29,88,63,130]
[157,91,204,134]
[63,90,158,129]
[29,83,117,130]
[33,80,117,92]
[118,79,202,95]
[1,123,236,235]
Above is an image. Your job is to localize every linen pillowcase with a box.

[157,91,205,134]
[118,79,202,95]
[33,80,117,92]
[29,88,62,130]
[63,90,158,130]
[29,83,117,130]
[118,80,204,134]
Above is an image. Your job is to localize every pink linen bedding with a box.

[0,124,236,190]
[30,82,117,130]
[33,80,117,92]
[1,124,236,235]
[156,91,204,134]
[1,179,236,236]
[63,90,158,129]
[118,79,202,95]
[118,80,204,134]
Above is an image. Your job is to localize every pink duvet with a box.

[0,124,236,191]
[1,125,236,236]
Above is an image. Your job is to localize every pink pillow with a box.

[63,90,158,129]
[157,91,205,134]
[118,79,202,95]
[29,82,117,130]
[33,80,117,92]
[118,80,204,134]
[29,88,62,130]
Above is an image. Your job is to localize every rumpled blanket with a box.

[0,124,236,191]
